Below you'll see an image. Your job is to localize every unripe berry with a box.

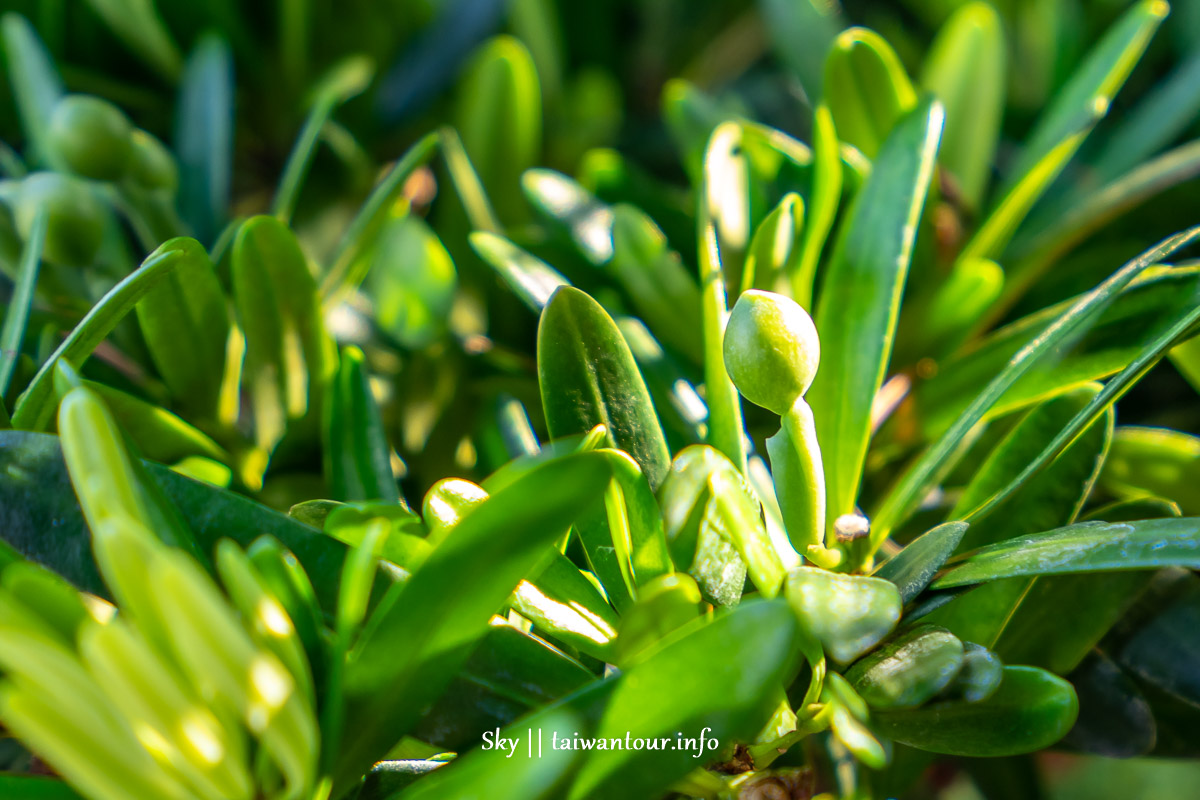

[723,289,820,415]
[47,94,134,181]
[13,172,106,267]
[128,129,179,193]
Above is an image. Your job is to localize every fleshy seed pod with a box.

[723,289,820,415]
[47,95,135,182]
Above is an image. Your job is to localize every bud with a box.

[47,94,134,181]
[723,289,820,415]
[845,625,965,710]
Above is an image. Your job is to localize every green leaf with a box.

[791,104,841,309]
[413,622,594,752]
[175,33,233,245]
[943,642,1003,704]
[759,0,842,99]
[897,257,1004,361]
[82,0,183,80]
[823,28,918,160]
[873,521,967,604]
[272,55,374,222]
[0,775,82,799]
[11,237,200,431]
[324,346,398,503]
[742,192,803,293]
[808,100,942,526]
[697,123,750,471]
[366,215,456,349]
[846,625,964,710]
[934,517,1200,589]
[470,231,569,314]
[0,429,371,614]
[785,567,901,664]
[513,550,619,662]
[232,215,332,453]
[612,572,702,666]
[522,167,614,265]
[919,268,1200,437]
[323,504,426,570]
[0,13,64,166]
[1062,650,1156,758]
[869,226,1200,553]
[567,600,799,800]
[455,35,541,226]
[1000,0,1167,199]
[134,236,230,421]
[920,2,1006,211]
[609,204,704,364]
[950,386,1111,552]
[333,451,612,791]
[86,380,228,465]
[401,710,581,800]
[658,445,783,603]
[1116,578,1200,707]
[0,207,44,400]
[538,286,670,489]
[1100,427,1200,515]
[874,666,1078,756]
[318,133,440,303]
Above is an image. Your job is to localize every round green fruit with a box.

[14,172,107,267]
[128,129,179,193]
[47,94,134,181]
[723,289,820,415]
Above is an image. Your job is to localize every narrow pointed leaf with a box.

[874,521,967,604]
[324,346,398,503]
[808,100,942,525]
[176,34,233,244]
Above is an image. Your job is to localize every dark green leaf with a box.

[874,666,1078,756]
[874,521,968,604]
[134,237,230,421]
[82,0,182,80]
[175,33,233,244]
[324,346,399,503]
[1063,650,1155,758]
[942,641,1003,704]
[538,286,669,489]
[0,429,369,614]
[934,517,1200,589]
[12,238,200,431]
[0,207,44,399]
[1116,578,1200,707]
[333,451,612,791]
[0,775,82,799]
[845,625,964,710]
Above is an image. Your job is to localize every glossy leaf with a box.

[934,517,1200,589]
[567,600,798,800]
[808,100,942,527]
[134,237,230,420]
[612,572,702,666]
[367,215,457,349]
[870,227,1200,552]
[12,238,200,431]
[1100,426,1200,515]
[324,346,399,503]
[950,385,1111,552]
[87,381,227,466]
[232,215,332,452]
[471,231,569,314]
[918,268,1200,437]
[920,2,1005,210]
[792,104,841,308]
[334,451,612,791]
[823,28,918,159]
[0,429,370,613]
[175,33,233,244]
[785,567,901,664]
[943,642,1003,704]
[538,286,669,489]
[873,521,967,604]
[1116,578,1200,707]
[875,666,1078,756]
[513,551,619,662]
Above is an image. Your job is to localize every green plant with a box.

[2,1,1200,799]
